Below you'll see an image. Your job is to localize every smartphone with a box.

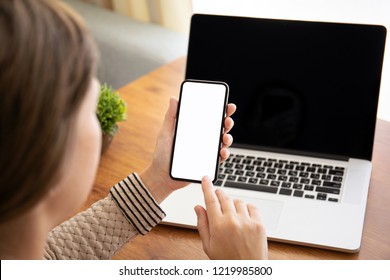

[170,79,229,183]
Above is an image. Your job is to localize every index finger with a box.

[201,176,222,218]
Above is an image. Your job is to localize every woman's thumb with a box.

[194,205,210,252]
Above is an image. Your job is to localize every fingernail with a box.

[203,176,211,182]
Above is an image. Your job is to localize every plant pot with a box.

[101,133,114,154]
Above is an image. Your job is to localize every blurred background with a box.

[81,0,193,33]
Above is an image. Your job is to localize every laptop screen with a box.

[185,14,386,161]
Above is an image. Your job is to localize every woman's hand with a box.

[140,96,236,204]
[195,176,268,260]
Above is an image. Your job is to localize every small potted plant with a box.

[96,83,127,153]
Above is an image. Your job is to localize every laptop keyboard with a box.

[216,154,345,203]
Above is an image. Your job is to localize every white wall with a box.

[192,0,390,121]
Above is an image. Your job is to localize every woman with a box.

[0,0,268,260]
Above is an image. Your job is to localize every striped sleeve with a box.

[109,172,166,235]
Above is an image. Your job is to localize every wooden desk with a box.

[84,57,390,259]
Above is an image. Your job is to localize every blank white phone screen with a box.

[171,81,228,182]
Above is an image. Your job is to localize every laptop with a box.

[160,14,387,252]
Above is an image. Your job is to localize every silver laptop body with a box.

[161,14,387,252]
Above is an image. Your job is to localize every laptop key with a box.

[310,173,320,179]
[238,176,247,183]
[270,181,280,187]
[279,188,292,195]
[245,165,255,171]
[316,193,327,200]
[323,181,342,188]
[311,179,321,185]
[289,177,299,183]
[235,170,244,175]
[300,178,310,184]
[277,169,287,175]
[278,175,288,181]
[225,168,233,174]
[285,164,294,170]
[256,172,266,178]
[304,185,314,191]
[227,175,237,181]
[295,166,305,171]
[329,169,344,176]
[299,172,309,178]
[293,190,304,197]
[224,181,278,193]
[274,163,284,168]
[306,167,316,172]
[256,166,265,172]
[293,183,303,190]
[260,179,269,185]
[248,178,258,184]
[267,174,277,180]
[235,164,244,169]
[316,186,340,194]
[333,176,343,182]
[215,180,223,186]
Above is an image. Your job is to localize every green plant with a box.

[97,83,127,136]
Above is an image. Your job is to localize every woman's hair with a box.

[0,0,98,222]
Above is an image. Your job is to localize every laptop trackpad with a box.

[161,184,283,231]
[231,195,283,230]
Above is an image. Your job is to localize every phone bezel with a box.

[169,79,229,184]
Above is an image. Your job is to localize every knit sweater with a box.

[43,173,166,259]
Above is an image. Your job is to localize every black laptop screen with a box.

[185,14,386,161]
